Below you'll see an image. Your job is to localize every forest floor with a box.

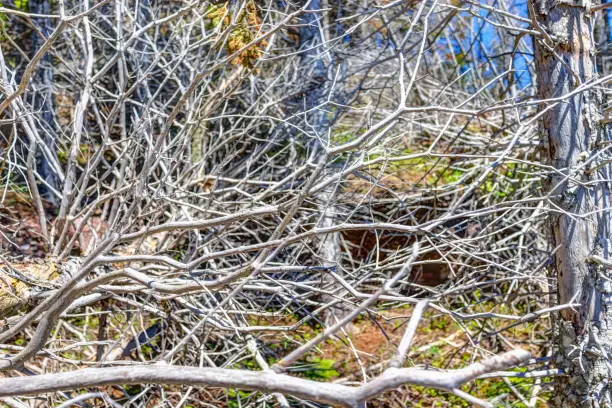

[0,191,550,408]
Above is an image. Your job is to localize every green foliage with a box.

[480,162,539,199]
[13,0,28,11]
[474,368,551,408]
[57,144,93,166]
[300,357,340,380]
[330,126,366,145]
[0,0,26,38]
[122,385,142,396]
[411,386,470,407]
[227,388,255,408]
[427,345,441,355]
[239,357,258,370]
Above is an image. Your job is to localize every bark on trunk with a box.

[531,1,612,406]
[30,0,59,207]
[593,7,610,75]
[297,1,345,321]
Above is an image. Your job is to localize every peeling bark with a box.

[531,1,612,406]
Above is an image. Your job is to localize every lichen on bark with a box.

[531,0,612,406]
[0,261,60,318]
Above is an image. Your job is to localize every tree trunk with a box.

[30,0,59,207]
[531,1,612,406]
[593,7,610,75]
[296,1,345,321]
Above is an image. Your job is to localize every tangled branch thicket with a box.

[0,0,602,407]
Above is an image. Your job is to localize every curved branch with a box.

[105,222,425,270]
[117,205,280,243]
[0,349,530,408]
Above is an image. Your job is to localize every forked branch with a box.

[0,349,530,408]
